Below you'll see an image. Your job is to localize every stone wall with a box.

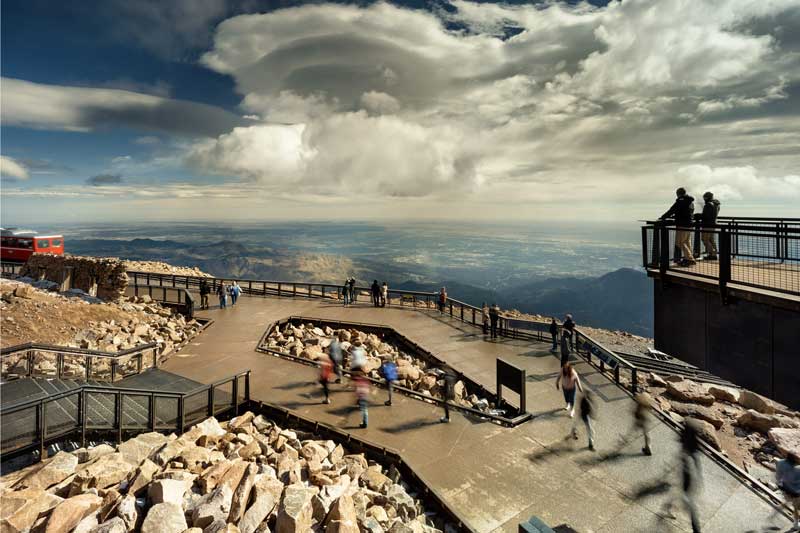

[21,254,128,301]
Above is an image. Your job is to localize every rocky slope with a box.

[123,260,212,278]
[0,412,456,533]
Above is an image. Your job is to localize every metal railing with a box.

[1,342,159,382]
[642,220,799,300]
[0,261,24,277]
[124,284,195,317]
[0,370,250,458]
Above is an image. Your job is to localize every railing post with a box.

[178,396,186,433]
[232,378,239,416]
[245,371,251,401]
[80,390,87,447]
[208,385,215,416]
[692,219,701,258]
[614,366,620,385]
[57,353,64,379]
[719,227,731,304]
[38,402,47,459]
[172,275,176,287]
[308,285,312,297]
[263,282,266,296]
[149,394,156,431]
[86,355,91,381]
[630,368,638,394]
[460,305,464,322]
[278,283,282,297]
[111,360,117,382]
[641,226,649,268]
[137,353,143,374]
[658,222,670,275]
[449,302,453,316]
[116,393,123,443]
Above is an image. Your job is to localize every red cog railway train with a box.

[0,228,65,262]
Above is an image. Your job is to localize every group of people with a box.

[370,280,389,307]
[660,187,722,267]
[198,279,241,309]
[479,302,503,338]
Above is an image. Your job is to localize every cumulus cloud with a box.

[180,0,800,203]
[677,164,800,200]
[1,78,244,137]
[0,156,30,181]
[86,173,124,186]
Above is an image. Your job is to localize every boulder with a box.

[325,494,359,533]
[116,494,137,531]
[228,412,255,431]
[685,418,722,451]
[18,451,78,490]
[75,444,116,464]
[192,484,234,529]
[127,459,160,496]
[238,476,284,533]
[204,521,242,533]
[707,386,739,404]
[768,428,800,458]
[647,372,667,388]
[396,365,420,382]
[148,478,193,506]
[73,513,99,533]
[229,464,259,522]
[89,517,127,533]
[275,483,317,533]
[199,461,233,494]
[117,432,172,465]
[70,453,135,494]
[360,468,391,493]
[384,484,417,520]
[668,402,724,429]
[2,489,63,532]
[13,284,34,299]
[45,493,103,533]
[665,380,715,406]
[178,444,216,473]
[453,381,467,400]
[738,390,776,414]
[140,503,187,533]
[738,410,800,434]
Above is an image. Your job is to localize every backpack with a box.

[712,199,721,215]
[382,362,398,382]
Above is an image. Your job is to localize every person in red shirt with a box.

[319,354,333,404]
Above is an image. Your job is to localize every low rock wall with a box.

[21,255,128,301]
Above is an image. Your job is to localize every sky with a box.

[2,0,799,225]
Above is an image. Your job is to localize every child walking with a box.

[319,353,333,404]
[555,363,583,418]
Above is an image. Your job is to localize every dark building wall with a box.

[654,279,800,409]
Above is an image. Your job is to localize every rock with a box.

[148,478,193,506]
[768,428,800,458]
[45,493,103,533]
[360,468,391,492]
[665,380,715,406]
[118,432,172,465]
[18,451,78,490]
[647,372,667,388]
[140,503,187,533]
[178,444,217,473]
[193,484,234,529]
[361,517,385,533]
[384,484,417,520]
[685,418,722,451]
[75,445,116,464]
[453,380,467,400]
[116,494,137,531]
[738,390,776,414]
[238,476,284,533]
[70,453,136,494]
[228,412,255,431]
[396,365,420,382]
[14,284,34,299]
[707,386,739,404]
[73,513,99,533]
[668,402,724,429]
[275,483,317,533]
[127,459,160,496]
[738,410,800,434]
[89,516,127,533]
[199,461,234,494]
[229,464,259,523]
[2,489,63,532]
[300,442,329,464]
[325,494,359,533]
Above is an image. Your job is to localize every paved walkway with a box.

[161,296,790,532]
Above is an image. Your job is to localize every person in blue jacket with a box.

[381,360,398,406]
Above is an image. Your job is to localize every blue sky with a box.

[2,0,799,224]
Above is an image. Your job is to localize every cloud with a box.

[134,136,161,145]
[677,164,800,200]
[0,156,30,180]
[1,77,245,137]
[182,0,800,205]
[86,173,124,186]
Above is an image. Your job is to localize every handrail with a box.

[0,370,251,458]
[1,341,158,357]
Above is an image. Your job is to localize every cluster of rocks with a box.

[21,255,129,302]
[124,261,212,278]
[109,295,203,356]
[642,373,800,473]
[264,322,495,413]
[0,412,455,533]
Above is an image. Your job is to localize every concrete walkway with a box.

[161,296,790,532]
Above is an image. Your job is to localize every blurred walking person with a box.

[329,334,344,383]
[549,317,558,353]
[482,303,490,335]
[676,420,703,533]
[634,392,654,456]
[342,278,351,306]
[319,353,333,404]
[381,359,398,406]
[350,339,366,373]
[555,363,583,418]
[199,279,210,310]
[229,281,241,305]
[776,452,800,530]
[489,304,500,339]
[660,187,696,266]
[349,277,357,303]
[440,371,457,423]
[571,390,596,451]
[355,373,370,428]
[216,282,227,309]
[560,331,571,367]
[380,282,388,307]
[438,287,448,314]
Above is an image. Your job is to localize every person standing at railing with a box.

[697,191,720,261]
[438,287,447,314]
[660,187,696,267]
[371,280,381,307]
[489,303,499,338]
[216,282,227,309]
[482,303,490,335]
[549,317,558,353]
[342,278,351,306]
[199,279,210,310]
[380,282,388,307]
[349,277,357,303]
[563,314,575,351]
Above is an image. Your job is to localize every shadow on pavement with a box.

[381,418,444,434]
[273,381,313,391]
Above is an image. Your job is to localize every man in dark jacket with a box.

[563,314,575,350]
[698,191,720,260]
[371,280,381,307]
[199,280,210,309]
[549,317,558,352]
[660,187,696,266]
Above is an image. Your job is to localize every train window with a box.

[51,239,62,247]
[1,237,14,247]
[37,240,50,249]
[17,239,33,249]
